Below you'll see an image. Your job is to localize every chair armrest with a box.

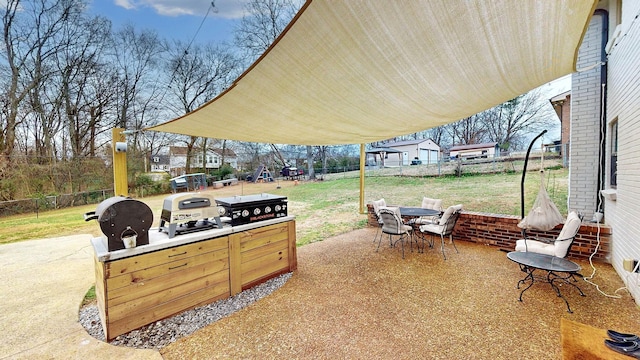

[523,237,553,244]
[429,215,441,224]
[414,215,440,225]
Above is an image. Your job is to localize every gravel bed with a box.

[79,272,292,350]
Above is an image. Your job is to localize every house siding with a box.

[569,13,604,220]
[603,1,640,303]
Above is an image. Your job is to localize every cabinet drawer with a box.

[106,248,229,296]
[105,236,228,278]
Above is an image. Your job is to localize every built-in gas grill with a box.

[84,196,153,251]
[159,193,223,238]
[215,193,287,226]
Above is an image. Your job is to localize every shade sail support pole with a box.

[112,128,128,197]
[360,144,365,214]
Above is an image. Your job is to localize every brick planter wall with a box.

[366,204,611,262]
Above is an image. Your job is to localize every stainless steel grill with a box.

[215,193,287,226]
[159,193,223,238]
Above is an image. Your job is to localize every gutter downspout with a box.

[595,9,608,217]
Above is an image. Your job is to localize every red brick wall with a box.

[366,204,611,262]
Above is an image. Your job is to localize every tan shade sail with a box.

[148,0,596,145]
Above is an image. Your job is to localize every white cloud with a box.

[114,0,136,10]
[113,0,247,19]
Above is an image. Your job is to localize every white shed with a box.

[383,139,441,166]
[449,142,499,160]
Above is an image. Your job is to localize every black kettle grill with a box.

[84,196,153,251]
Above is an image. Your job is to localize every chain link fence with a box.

[0,189,115,217]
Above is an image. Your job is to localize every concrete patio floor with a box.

[0,235,159,360]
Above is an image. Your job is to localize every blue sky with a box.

[87,0,244,44]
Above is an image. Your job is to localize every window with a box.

[610,120,618,187]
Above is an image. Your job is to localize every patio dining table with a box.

[398,207,442,252]
[398,207,441,219]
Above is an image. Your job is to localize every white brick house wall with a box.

[602,1,640,302]
[569,12,604,220]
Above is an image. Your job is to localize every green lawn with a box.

[0,168,568,246]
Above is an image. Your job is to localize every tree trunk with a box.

[306,145,315,180]
[270,143,286,167]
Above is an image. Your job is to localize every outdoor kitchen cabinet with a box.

[92,218,297,341]
[229,218,297,293]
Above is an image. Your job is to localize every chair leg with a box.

[376,231,383,252]
[440,234,447,260]
[450,234,459,254]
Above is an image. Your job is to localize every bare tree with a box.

[415,89,554,152]
[0,0,87,178]
[233,0,302,174]
[425,126,448,148]
[481,89,555,151]
[447,114,488,146]
[57,14,114,158]
[233,0,299,64]
[165,41,239,173]
[305,145,315,179]
[316,145,329,176]
[110,24,166,130]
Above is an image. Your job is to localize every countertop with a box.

[91,215,295,262]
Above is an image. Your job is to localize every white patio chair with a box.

[515,211,583,258]
[419,204,463,259]
[371,198,387,243]
[413,197,443,225]
[377,207,412,258]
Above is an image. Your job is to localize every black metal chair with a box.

[377,207,412,258]
[419,205,462,259]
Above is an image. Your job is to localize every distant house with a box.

[380,139,441,166]
[149,155,170,173]
[168,146,238,177]
[210,148,239,170]
[169,146,188,176]
[449,142,499,160]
